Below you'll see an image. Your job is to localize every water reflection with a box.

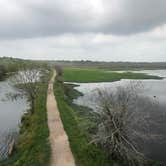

[0,80,28,134]
[72,70,166,164]
[0,79,28,159]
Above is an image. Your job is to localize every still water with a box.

[0,79,28,141]
[73,70,166,164]
[73,70,166,110]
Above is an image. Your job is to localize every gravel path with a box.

[47,70,76,166]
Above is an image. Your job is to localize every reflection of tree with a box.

[0,131,17,160]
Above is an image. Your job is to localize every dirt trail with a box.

[47,70,76,166]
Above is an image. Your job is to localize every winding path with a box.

[47,70,76,166]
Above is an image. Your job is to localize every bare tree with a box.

[11,67,45,114]
[91,82,163,166]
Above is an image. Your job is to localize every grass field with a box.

[63,68,161,83]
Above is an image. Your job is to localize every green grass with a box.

[63,67,162,83]
[54,81,122,166]
[0,74,51,166]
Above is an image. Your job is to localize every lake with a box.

[72,70,166,164]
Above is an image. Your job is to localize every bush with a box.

[92,82,163,166]
[0,65,7,79]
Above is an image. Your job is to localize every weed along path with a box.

[47,70,76,166]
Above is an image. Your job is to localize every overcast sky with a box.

[0,0,166,62]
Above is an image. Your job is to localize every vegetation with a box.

[0,57,49,80]
[54,80,122,166]
[0,65,7,80]
[54,80,164,166]
[0,57,26,74]
[11,68,49,114]
[0,58,165,166]
[92,83,166,166]
[0,68,51,166]
[52,60,166,70]
[55,65,64,84]
[54,65,165,166]
[63,67,161,83]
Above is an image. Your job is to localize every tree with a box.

[0,65,7,80]
[91,82,164,166]
[54,65,63,76]
[11,67,47,114]
[54,65,64,84]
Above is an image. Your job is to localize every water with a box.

[0,80,28,134]
[0,69,41,137]
[73,79,166,110]
[72,70,166,164]
[73,70,166,109]
[0,78,28,159]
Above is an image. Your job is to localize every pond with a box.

[72,70,166,164]
[0,78,28,160]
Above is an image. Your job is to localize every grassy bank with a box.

[54,82,163,166]
[0,72,51,166]
[54,80,122,166]
[54,80,163,166]
[63,68,161,83]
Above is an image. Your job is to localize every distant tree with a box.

[0,65,7,80]
[55,65,64,84]
[55,65,63,76]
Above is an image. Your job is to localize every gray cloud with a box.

[0,0,166,39]
[0,0,166,62]
[0,30,165,62]
[108,0,166,34]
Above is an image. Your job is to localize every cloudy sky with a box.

[0,0,166,61]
